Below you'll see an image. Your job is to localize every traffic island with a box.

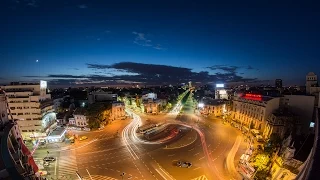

[164,128,198,150]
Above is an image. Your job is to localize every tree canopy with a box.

[85,103,112,129]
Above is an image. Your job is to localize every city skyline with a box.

[1,0,319,87]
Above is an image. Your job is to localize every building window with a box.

[22,130,28,132]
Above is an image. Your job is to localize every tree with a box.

[254,169,269,180]
[253,153,270,171]
[265,133,282,154]
[86,103,112,129]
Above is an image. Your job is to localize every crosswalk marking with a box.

[191,175,208,180]
[58,150,78,177]
[82,175,118,180]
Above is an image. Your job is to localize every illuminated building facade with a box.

[73,108,88,127]
[0,90,40,179]
[1,81,55,140]
[111,101,126,120]
[232,94,280,131]
[198,98,226,117]
[215,83,229,100]
[143,99,161,114]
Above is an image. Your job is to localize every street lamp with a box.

[120,172,126,180]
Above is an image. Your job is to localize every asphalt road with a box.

[31,90,246,180]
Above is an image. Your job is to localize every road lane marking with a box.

[188,148,194,151]
[193,167,201,171]
[199,156,205,160]
[168,154,175,157]
[54,156,58,176]
[156,169,168,180]
[194,152,200,156]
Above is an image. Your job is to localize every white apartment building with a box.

[1,81,55,140]
[111,101,126,120]
[199,98,226,117]
[232,93,280,132]
[73,108,88,127]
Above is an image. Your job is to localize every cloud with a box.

[78,4,88,9]
[22,62,262,87]
[12,0,39,7]
[207,65,257,73]
[207,65,239,73]
[132,32,165,50]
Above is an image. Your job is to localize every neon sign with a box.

[244,94,262,101]
[245,94,262,98]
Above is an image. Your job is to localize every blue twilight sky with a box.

[1,0,320,87]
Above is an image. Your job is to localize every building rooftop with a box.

[235,93,274,102]
[202,98,225,106]
[48,127,66,137]
[73,108,87,115]
[273,109,296,117]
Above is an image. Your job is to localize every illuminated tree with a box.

[253,153,270,171]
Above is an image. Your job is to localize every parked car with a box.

[177,161,192,168]
[79,136,88,141]
[43,157,56,162]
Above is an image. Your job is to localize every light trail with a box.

[176,122,223,180]
[122,119,140,160]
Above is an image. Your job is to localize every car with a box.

[79,136,88,141]
[43,161,50,167]
[177,161,192,168]
[43,157,56,162]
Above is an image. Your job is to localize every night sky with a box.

[1,0,319,87]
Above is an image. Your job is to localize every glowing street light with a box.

[198,103,204,108]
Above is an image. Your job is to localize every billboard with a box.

[216,84,224,88]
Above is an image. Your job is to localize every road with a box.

[31,90,246,180]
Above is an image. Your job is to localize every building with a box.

[215,84,229,100]
[141,92,157,101]
[263,109,301,139]
[111,101,126,120]
[306,72,320,95]
[73,108,88,127]
[88,91,117,104]
[232,93,280,132]
[270,137,304,180]
[305,72,320,107]
[53,98,63,112]
[280,95,315,134]
[275,79,283,88]
[1,81,56,140]
[0,91,41,180]
[198,98,226,117]
[46,126,66,143]
[143,99,161,114]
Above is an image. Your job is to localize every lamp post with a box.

[120,172,125,180]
